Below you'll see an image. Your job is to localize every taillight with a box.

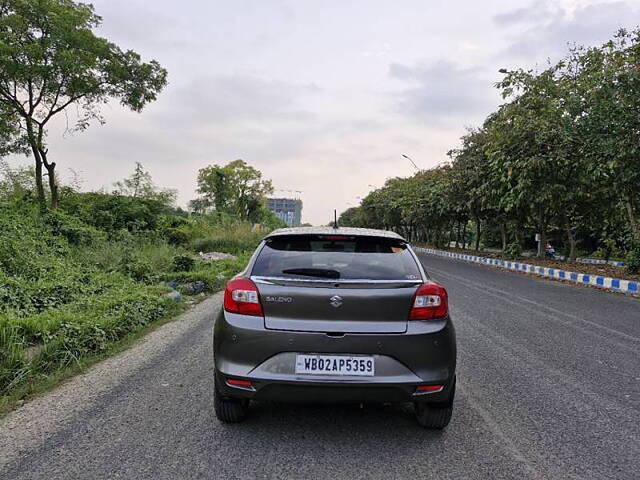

[409,282,448,320]
[224,277,263,316]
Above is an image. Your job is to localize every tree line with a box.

[340,28,640,267]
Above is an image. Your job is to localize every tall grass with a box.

[190,222,265,254]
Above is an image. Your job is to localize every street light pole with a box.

[402,154,421,171]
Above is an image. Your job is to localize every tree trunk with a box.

[33,155,46,211]
[565,216,577,261]
[624,193,640,242]
[461,221,467,249]
[455,221,461,249]
[475,217,481,251]
[537,230,546,258]
[500,223,507,252]
[26,122,60,209]
[43,157,59,209]
[26,122,47,211]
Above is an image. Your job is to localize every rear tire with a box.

[414,377,455,429]
[214,376,249,423]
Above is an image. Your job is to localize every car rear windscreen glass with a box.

[251,235,422,280]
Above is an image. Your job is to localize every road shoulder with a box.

[0,293,222,470]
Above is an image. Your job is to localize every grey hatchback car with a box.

[213,227,456,428]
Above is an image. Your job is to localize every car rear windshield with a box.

[251,235,422,281]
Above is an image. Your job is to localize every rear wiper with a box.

[281,268,341,279]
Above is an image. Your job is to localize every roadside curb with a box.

[414,247,638,295]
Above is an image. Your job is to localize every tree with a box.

[195,159,274,221]
[489,66,589,257]
[577,28,640,242]
[113,162,176,206]
[338,206,363,227]
[0,0,167,209]
[447,127,492,250]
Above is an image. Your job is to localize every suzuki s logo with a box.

[329,295,343,308]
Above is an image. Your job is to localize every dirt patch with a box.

[198,251,237,261]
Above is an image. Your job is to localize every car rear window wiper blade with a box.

[281,268,341,279]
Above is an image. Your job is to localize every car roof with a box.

[264,226,406,241]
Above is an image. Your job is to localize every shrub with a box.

[0,277,33,314]
[504,242,522,259]
[594,238,621,261]
[173,255,195,272]
[0,205,68,279]
[119,256,156,283]
[161,216,193,245]
[626,243,640,274]
[44,210,102,246]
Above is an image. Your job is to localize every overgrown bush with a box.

[626,243,640,274]
[59,192,175,233]
[0,195,254,401]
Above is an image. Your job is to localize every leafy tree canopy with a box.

[195,159,274,222]
[0,0,168,208]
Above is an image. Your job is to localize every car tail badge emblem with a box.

[329,295,343,308]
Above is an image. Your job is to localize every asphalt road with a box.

[1,254,639,480]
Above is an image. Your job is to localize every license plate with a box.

[295,354,375,376]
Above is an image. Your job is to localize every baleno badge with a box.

[265,296,293,303]
[329,295,343,308]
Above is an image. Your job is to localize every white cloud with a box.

[388,60,500,124]
[495,1,640,63]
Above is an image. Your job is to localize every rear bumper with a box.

[216,373,455,404]
[213,309,456,404]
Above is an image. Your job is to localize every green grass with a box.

[0,300,189,417]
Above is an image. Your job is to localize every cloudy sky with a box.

[13,0,640,224]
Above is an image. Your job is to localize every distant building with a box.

[267,197,303,226]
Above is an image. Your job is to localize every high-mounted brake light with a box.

[409,282,448,320]
[319,235,353,241]
[224,277,263,316]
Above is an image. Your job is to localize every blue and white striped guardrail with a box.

[576,258,625,267]
[414,247,638,294]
